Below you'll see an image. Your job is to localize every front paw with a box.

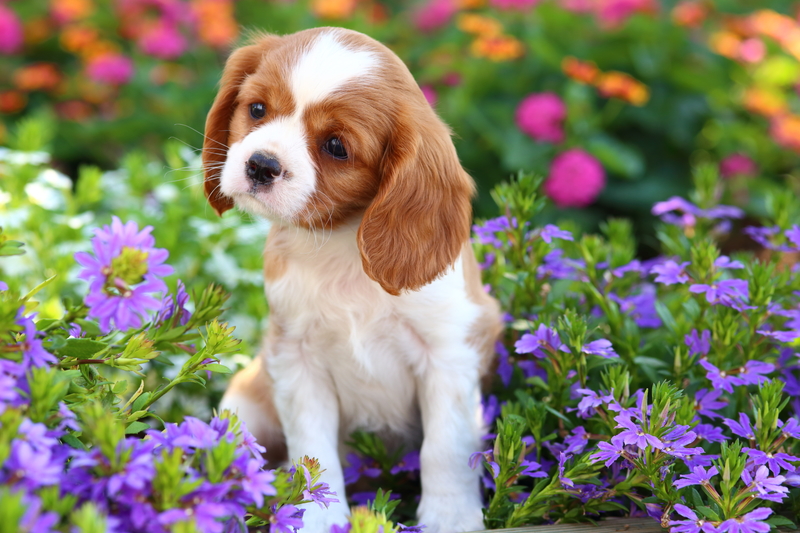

[416,491,484,533]
[300,503,350,533]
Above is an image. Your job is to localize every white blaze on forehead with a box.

[291,30,379,111]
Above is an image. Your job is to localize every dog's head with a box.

[202,28,474,295]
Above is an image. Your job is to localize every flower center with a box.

[110,246,149,286]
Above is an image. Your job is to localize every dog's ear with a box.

[203,34,281,216]
[357,102,475,295]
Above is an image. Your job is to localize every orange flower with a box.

[191,0,238,48]
[50,0,94,24]
[25,18,53,46]
[60,25,100,56]
[312,0,358,20]
[13,63,62,92]
[470,34,524,62]
[0,90,27,114]
[747,9,796,42]
[459,0,486,8]
[770,114,800,153]
[743,87,787,117]
[561,56,600,84]
[709,31,741,59]
[780,29,800,61]
[671,1,707,28]
[457,13,502,36]
[595,71,650,106]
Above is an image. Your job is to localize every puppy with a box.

[205,27,502,533]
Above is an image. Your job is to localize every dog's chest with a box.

[264,228,449,435]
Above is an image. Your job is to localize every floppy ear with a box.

[357,105,475,295]
[203,34,281,216]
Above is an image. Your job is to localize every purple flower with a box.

[612,260,644,278]
[537,249,580,280]
[240,457,277,507]
[674,465,718,489]
[575,388,613,419]
[515,324,568,358]
[75,217,174,333]
[557,452,573,487]
[714,256,744,269]
[0,281,7,291]
[343,453,382,484]
[539,224,573,243]
[155,279,192,326]
[300,465,339,508]
[787,225,800,249]
[473,216,516,248]
[520,459,548,478]
[744,226,791,252]
[718,508,772,533]
[582,339,618,359]
[564,427,590,454]
[685,330,711,357]
[469,449,500,478]
[736,360,774,386]
[778,418,800,439]
[699,359,738,394]
[271,504,304,533]
[757,329,800,343]
[689,279,753,311]
[590,435,626,467]
[390,450,420,475]
[693,424,727,443]
[15,311,56,368]
[669,504,719,533]
[652,197,702,227]
[496,341,512,386]
[651,260,690,285]
[743,448,800,476]
[662,430,700,458]
[608,284,662,328]
[724,413,755,440]
[740,465,788,501]
[3,441,62,489]
[615,413,664,450]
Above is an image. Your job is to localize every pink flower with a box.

[720,154,757,179]
[516,92,567,144]
[739,38,766,64]
[544,149,606,208]
[87,54,135,85]
[559,0,593,12]
[0,5,24,55]
[597,0,656,27]
[420,85,437,107]
[413,0,458,32]
[490,0,542,10]
[137,22,187,60]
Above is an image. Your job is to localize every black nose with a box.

[245,152,282,185]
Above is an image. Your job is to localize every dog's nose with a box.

[245,152,282,185]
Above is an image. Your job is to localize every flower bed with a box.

[3,112,800,532]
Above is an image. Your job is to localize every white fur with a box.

[260,222,485,533]
[219,29,379,223]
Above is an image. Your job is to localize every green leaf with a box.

[633,356,668,369]
[57,339,108,358]
[125,421,150,435]
[696,506,721,522]
[766,516,796,528]
[587,135,645,180]
[130,392,152,414]
[111,380,128,394]
[61,434,86,450]
[21,275,58,301]
[73,319,102,337]
[201,363,231,374]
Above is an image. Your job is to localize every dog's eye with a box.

[323,137,348,160]
[249,103,266,120]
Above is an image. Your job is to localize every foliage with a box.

[2,0,800,233]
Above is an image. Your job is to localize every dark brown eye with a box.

[323,137,348,160]
[249,103,266,119]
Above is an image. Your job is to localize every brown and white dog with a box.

[205,27,502,533]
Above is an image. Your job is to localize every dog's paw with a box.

[299,503,350,533]
[416,491,484,533]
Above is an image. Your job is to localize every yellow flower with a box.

[470,34,524,62]
[457,13,503,37]
[743,87,787,117]
[561,56,600,85]
[312,0,358,20]
[595,71,650,106]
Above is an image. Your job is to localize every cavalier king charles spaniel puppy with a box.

[206,27,502,533]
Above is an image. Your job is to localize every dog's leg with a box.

[415,345,485,533]
[270,345,351,532]
[219,355,287,466]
